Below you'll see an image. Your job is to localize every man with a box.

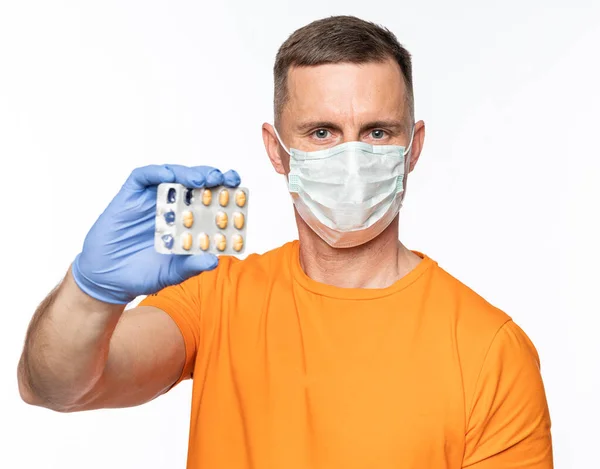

[17,15,552,469]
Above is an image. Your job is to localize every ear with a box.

[408,120,425,173]
[262,123,288,175]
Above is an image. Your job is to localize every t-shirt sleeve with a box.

[463,320,553,468]
[138,273,203,388]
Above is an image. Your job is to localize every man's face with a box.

[263,58,424,176]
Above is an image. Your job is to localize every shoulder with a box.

[199,241,296,291]
[421,258,517,392]
[423,257,545,418]
[424,259,512,333]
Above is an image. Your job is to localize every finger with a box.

[222,169,241,187]
[163,164,215,188]
[124,165,176,190]
[193,166,224,187]
[166,164,228,188]
[169,253,219,283]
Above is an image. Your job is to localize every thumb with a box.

[169,254,219,283]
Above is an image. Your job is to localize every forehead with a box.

[283,59,408,125]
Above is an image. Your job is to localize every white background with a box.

[0,1,598,467]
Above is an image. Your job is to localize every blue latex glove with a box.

[71,164,241,304]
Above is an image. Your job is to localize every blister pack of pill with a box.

[154,183,249,255]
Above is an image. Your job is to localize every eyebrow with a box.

[295,120,406,134]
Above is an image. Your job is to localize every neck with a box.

[296,213,422,289]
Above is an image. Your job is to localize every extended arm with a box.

[17,164,240,412]
[18,269,184,411]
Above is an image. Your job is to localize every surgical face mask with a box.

[273,127,414,248]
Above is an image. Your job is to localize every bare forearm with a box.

[18,266,125,411]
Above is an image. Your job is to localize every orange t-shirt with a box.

[140,241,552,468]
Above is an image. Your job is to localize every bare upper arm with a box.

[73,305,185,411]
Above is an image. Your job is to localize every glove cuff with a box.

[71,253,132,305]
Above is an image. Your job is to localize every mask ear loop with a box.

[397,125,416,195]
[403,126,415,156]
[272,127,291,156]
[273,127,298,193]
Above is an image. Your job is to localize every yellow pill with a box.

[219,189,229,206]
[181,232,193,251]
[233,212,245,230]
[198,232,209,251]
[214,233,226,252]
[182,211,194,228]
[235,189,247,207]
[232,234,244,252]
[202,189,212,206]
[215,211,228,229]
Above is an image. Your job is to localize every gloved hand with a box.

[71,164,241,304]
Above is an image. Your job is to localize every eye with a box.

[313,129,330,139]
[371,129,386,139]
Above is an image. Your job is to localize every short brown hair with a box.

[274,16,414,127]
